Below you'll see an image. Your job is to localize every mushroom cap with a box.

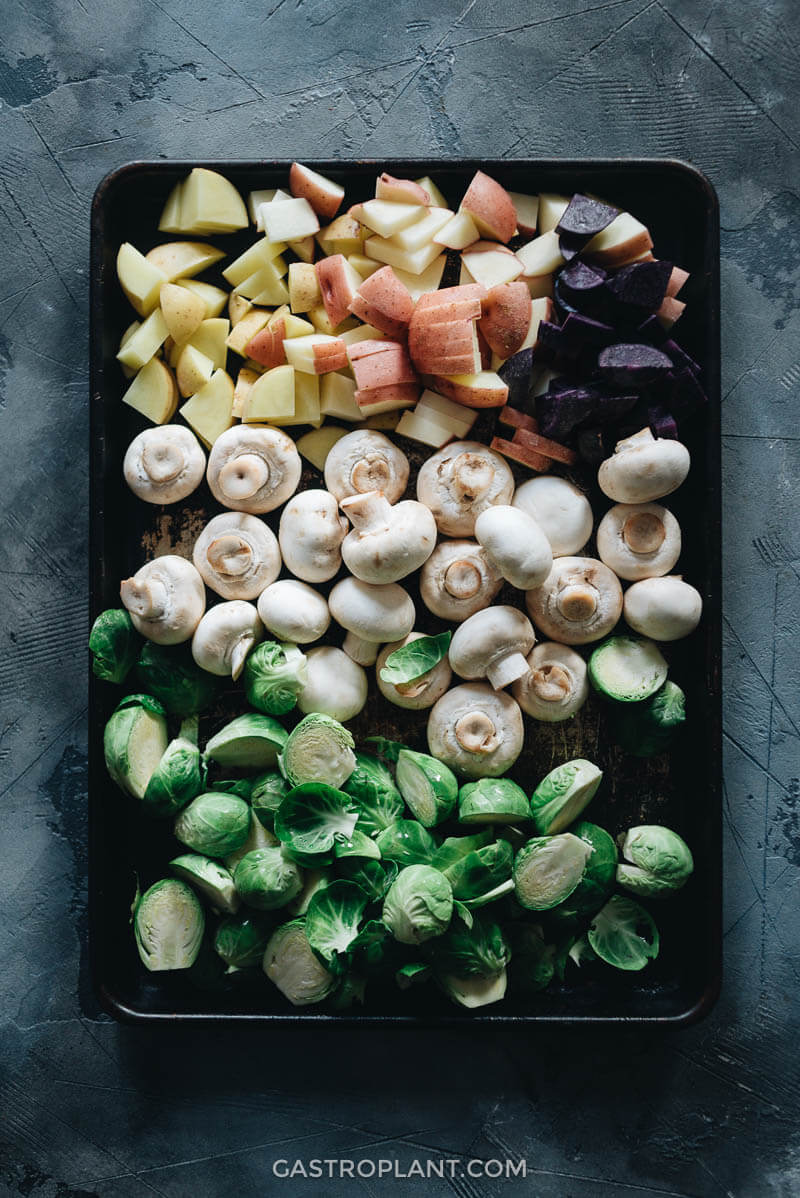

[340,491,437,584]
[296,646,368,721]
[416,441,514,536]
[257,580,330,644]
[207,425,301,514]
[427,683,524,778]
[419,539,503,621]
[193,512,281,600]
[278,489,349,583]
[512,641,589,722]
[324,429,409,504]
[474,505,553,590]
[376,632,453,710]
[596,502,681,581]
[120,554,206,645]
[191,600,264,680]
[525,556,623,645]
[623,576,702,641]
[328,577,415,643]
[449,606,536,689]
[123,425,206,505]
[511,475,593,557]
[598,429,690,504]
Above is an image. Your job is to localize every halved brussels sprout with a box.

[611,680,686,757]
[616,825,694,897]
[513,833,592,911]
[375,820,438,867]
[142,716,204,817]
[548,821,617,924]
[286,869,330,917]
[336,858,398,904]
[529,758,603,835]
[439,969,507,1009]
[395,749,458,828]
[174,791,251,858]
[104,693,168,800]
[89,608,141,684]
[204,713,288,769]
[250,770,291,827]
[214,912,273,970]
[224,811,278,873]
[133,878,204,971]
[457,777,531,825]
[588,895,660,971]
[280,713,356,789]
[382,864,453,945]
[441,839,513,901]
[341,753,404,837]
[136,642,220,716]
[169,852,239,914]
[274,783,359,860]
[233,846,304,910]
[243,641,308,716]
[263,919,338,1006]
[588,636,668,703]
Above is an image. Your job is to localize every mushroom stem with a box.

[141,441,185,483]
[486,651,531,691]
[120,577,168,621]
[207,535,254,577]
[351,455,392,494]
[531,664,571,703]
[444,559,482,599]
[452,453,494,501]
[455,711,500,755]
[340,490,392,531]
[230,635,257,681]
[557,584,598,622]
[342,630,380,666]
[623,513,665,553]
[218,454,270,501]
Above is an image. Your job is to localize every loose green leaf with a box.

[275,783,359,858]
[342,753,404,838]
[379,631,452,686]
[305,880,369,972]
[588,895,660,971]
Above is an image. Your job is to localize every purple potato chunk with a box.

[606,260,673,310]
[598,343,674,388]
[561,313,617,348]
[556,194,619,238]
[648,406,679,440]
[535,390,597,439]
[560,259,608,293]
[498,347,535,408]
[635,314,669,345]
[661,338,701,376]
[669,367,708,415]
[558,232,588,262]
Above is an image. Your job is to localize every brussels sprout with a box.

[376,820,438,867]
[133,878,204,971]
[463,879,515,910]
[304,880,368,972]
[341,753,404,837]
[214,912,273,970]
[548,821,617,923]
[568,934,598,968]
[104,693,168,800]
[280,713,356,789]
[250,770,291,827]
[588,636,668,703]
[224,811,278,873]
[243,641,308,716]
[89,608,140,684]
[432,830,493,872]
[204,713,288,769]
[458,777,531,825]
[211,778,255,800]
[396,962,432,990]
[611,681,686,757]
[169,852,239,914]
[453,900,474,930]
[382,865,453,945]
[174,791,251,858]
[330,973,368,1009]
[530,758,603,835]
[263,919,338,1006]
[142,716,204,818]
[616,825,694,897]
[136,642,220,716]
[513,833,592,911]
[441,839,513,901]
[506,924,555,994]
[234,846,304,910]
[337,858,398,903]
[286,869,330,917]
[439,969,508,1009]
[395,749,458,828]
[379,631,452,685]
[275,783,359,861]
[588,895,660,971]
[333,829,381,860]
[364,735,405,763]
[426,915,510,977]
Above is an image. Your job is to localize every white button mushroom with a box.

[511,475,593,557]
[623,576,703,641]
[328,577,415,665]
[416,441,515,537]
[123,425,206,505]
[474,505,553,590]
[376,632,453,710]
[419,540,503,622]
[512,642,589,722]
[449,606,536,690]
[598,428,690,504]
[296,646,368,721]
[257,579,330,645]
[192,512,281,600]
[525,556,623,645]
[427,683,524,778]
[120,554,206,645]
[279,490,349,583]
[207,425,302,514]
[323,429,410,504]
[596,502,681,581]
[191,600,264,680]
[340,491,437,584]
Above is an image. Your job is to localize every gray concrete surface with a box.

[1,0,799,1194]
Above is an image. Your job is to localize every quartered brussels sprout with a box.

[395,749,458,828]
[133,878,204,971]
[142,716,204,818]
[250,770,291,827]
[432,830,492,872]
[439,969,508,1009]
[274,783,359,861]
[214,912,273,970]
[136,642,220,716]
[234,846,304,911]
[280,713,356,789]
[513,833,592,911]
[174,791,251,858]
[104,693,168,800]
[204,712,288,769]
[304,880,368,972]
[529,758,603,835]
[588,636,668,703]
[243,641,308,716]
[341,753,404,837]
[506,924,556,995]
[224,811,278,873]
[376,820,438,868]
[441,839,513,901]
[588,895,660,971]
[263,919,338,1006]
[286,869,330,917]
[169,853,239,914]
[616,825,694,897]
[425,915,510,978]
[89,608,141,684]
[611,681,686,757]
[382,864,453,945]
[548,821,617,924]
[458,777,531,825]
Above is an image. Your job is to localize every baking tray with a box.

[89,159,721,1025]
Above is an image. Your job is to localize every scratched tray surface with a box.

[89,160,721,1023]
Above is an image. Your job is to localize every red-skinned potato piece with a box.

[375,174,430,205]
[666,266,689,298]
[355,382,419,408]
[498,406,538,433]
[245,319,287,369]
[478,282,532,358]
[316,254,360,328]
[408,315,478,376]
[657,296,686,327]
[350,341,418,391]
[476,326,492,370]
[415,283,486,315]
[425,371,509,409]
[313,340,348,372]
[348,266,415,338]
[512,427,578,466]
[460,171,517,243]
[289,162,344,221]
[491,435,551,472]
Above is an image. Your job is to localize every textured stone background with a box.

[1,0,799,1194]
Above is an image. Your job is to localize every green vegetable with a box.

[169,852,239,914]
[458,777,530,825]
[439,970,508,1009]
[432,830,493,872]
[136,642,220,716]
[263,919,338,1006]
[426,915,510,977]
[588,636,668,703]
[174,791,251,858]
[379,631,452,686]
[280,713,356,789]
[214,912,273,969]
[376,820,438,867]
[453,900,474,929]
[243,641,308,716]
[250,770,290,827]
[233,847,304,910]
[333,829,381,860]
[442,839,513,901]
[103,693,168,800]
[133,878,204,971]
[304,880,368,972]
[274,783,359,860]
[382,864,453,945]
[142,716,204,817]
[530,758,603,835]
[364,735,405,763]
[337,858,398,903]
[211,778,254,800]
[224,811,278,873]
[548,821,617,923]
[506,924,555,994]
[616,825,694,897]
[286,869,329,916]
[513,833,592,911]
[588,895,660,971]
[396,962,431,990]
[204,713,288,769]
[395,749,458,827]
[463,879,515,910]
[341,753,404,837]
[89,608,140,684]
[611,680,686,757]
